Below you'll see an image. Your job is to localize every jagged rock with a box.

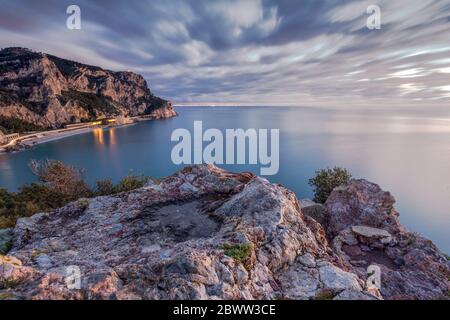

[277,267,319,299]
[333,289,377,300]
[0,47,177,130]
[0,167,448,300]
[326,179,404,238]
[326,179,450,300]
[297,253,316,268]
[318,264,362,292]
[351,226,393,244]
[300,199,328,225]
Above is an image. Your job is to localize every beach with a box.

[0,127,98,153]
[0,117,151,153]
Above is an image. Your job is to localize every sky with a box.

[1,0,450,107]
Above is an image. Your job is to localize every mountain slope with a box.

[0,47,176,132]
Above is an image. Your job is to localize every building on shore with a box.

[64,116,133,129]
[0,132,20,145]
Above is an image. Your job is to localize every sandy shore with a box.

[0,127,99,154]
[0,116,154,154]
[21,127,97,146]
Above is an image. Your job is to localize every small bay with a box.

[0,106,449,252]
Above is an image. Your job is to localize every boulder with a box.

[300,199,328,225]
[325,179,404,237]
[326,179,450,300]
[351,226,393,244]
[318,264,362,292]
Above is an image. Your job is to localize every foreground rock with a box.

[300,199,328,226]
[326,179,449,300]
[0,166,448,300]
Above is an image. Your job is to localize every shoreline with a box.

[0,110,177,155]
[23,127,98,146]
[0,127,98,154]
[0,119,151,154]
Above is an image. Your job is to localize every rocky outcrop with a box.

[326,179,450,300]
[0,47,176,131]
[0,166,448,300]
[300,199,328,226]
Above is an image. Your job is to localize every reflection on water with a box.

[93,128,104,145]
[110,128,116,145]
[0,106,448,252]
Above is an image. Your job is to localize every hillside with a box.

[0,47,176,132]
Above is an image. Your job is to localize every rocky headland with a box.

[0,165,448,300]
[0,47,176,133]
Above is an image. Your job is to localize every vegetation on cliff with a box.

[0,47,175,131]
[308,167,352,203]
[0,159,149,228]
[58,90,119,119]
[0,116,44,134]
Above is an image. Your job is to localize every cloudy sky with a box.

[1,0,450,107]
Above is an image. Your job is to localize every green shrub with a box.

[0,116,44,134]
[95,174,148,195]
[308,167,352,203]
[115,173,148,193]
[314,289,335,300]
[220,243,253,262]
[0,293,14,300]
[95,179,116,196]
[58,90,117,117]
[0,159,152,229]
[28,159,92,200]
[76,198,90,211]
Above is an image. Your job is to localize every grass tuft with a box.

[0,292,14,300]
[314,289,336,300]
[220,243,253,262]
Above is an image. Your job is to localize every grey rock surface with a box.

[0,167,448,300]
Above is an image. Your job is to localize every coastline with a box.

[0,112,177,154]
[0,127,99,154]
[22,127,98,146]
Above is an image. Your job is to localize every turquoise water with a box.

[0,106,449,252]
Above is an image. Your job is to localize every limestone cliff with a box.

[0,47,176,132]
[0,165,448,300]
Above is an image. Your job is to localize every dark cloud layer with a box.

[0,0,449,106]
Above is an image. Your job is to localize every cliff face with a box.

[0,47,176,131]
[0,165,448,300]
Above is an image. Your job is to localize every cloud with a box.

[0,0,449,106]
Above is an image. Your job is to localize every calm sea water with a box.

[0,106,449,252]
